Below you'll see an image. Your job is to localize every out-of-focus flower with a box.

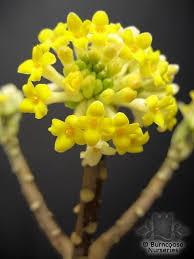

[0,84,23,116]
[80,140,116,167]
[0,84,23,140]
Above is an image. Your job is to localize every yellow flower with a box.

[121,28,152,61]
[143,95,177,131]
[67,12,91,49]
[38,23,72,50]
[90,11,113,47]
[18,45,56,81]
[19,81,51,119]
[112,112,149,154]
[91,11,109,33]
[82,101,113,146]
[63,71,83,94]
[49,115,85,152]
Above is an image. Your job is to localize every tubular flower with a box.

[38,23,72,50]
[18,45,56,81]
[80,140,116,167]
[18,11,180,165]
[143,95,177,131]
[81,101,113,146]
[179,90,194,132]
[19,81,52,119]
[49,115,86,152]
[112,113,149,154]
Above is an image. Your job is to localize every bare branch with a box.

[89,142,186,259]
[73,159,106,258]
[2,137,73,259]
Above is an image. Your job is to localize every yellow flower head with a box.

[18,45,56,81]
[19,81,51,119]
[18,11,179,165]
[112,112,149,154]
[143,95,177,131]
[49,115,85,152]
[63,71,83,94]
[82,101,108,146]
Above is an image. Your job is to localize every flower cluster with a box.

[179,91,194,131]
[18,11,179,166]
[0,84,23,140]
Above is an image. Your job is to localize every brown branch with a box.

[88,142,186,259]
[2,137,73,259]
[72,158,106,258]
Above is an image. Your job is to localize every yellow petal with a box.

[127,123,140,133]
[19,98,34,113]
[101,118,114,141]
[128,145,143,153]
[58,46,74,65]
[32,45,43,62]
[18,60,34,74]
[55,135,74,152]
[154,111,164,127]
[113,112,129,127]
[67,12,82,33]
[22,81,36,98]
[143,112,154,126]
[29,67,42,81]
[35,84,52,101]
[145,95,158,108]
[86,101,104,117]
[53,22,67,36]
[34,101,47,119]
[136,33,152,49]
[84,129,101,146]
[38,28,53,43]
[74,130,86,145]
[41,52,56,66]
[92,11,109,26]
[48,119,66,136]
[113,135,130,150]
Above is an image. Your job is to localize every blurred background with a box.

[0,0,193,258]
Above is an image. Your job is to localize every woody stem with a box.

[72,158,107,258]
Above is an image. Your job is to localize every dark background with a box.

[0,0,193,258]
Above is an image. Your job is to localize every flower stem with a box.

[72,158,107,258]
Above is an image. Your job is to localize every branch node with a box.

[73,203,81,214]
[99,167,108,181]
[23,174,34,183]
[80,188,95,203]
[84,222,98,234]
[156,172,169,181]
[51,228,61,237]
[135,207,145,218]
[71,232,82,245]
[30,201,41,211]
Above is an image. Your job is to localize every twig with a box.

[1,137,73,259]
[72,159,107,258]
[88,141,186,259]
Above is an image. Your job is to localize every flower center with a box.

[153,106,159,113]
[32,96,39,104]
[90,118,98,128]
[65,126,74,137]
[130,138,136,145]
[93,147,100,152]
[116,128,124,136]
